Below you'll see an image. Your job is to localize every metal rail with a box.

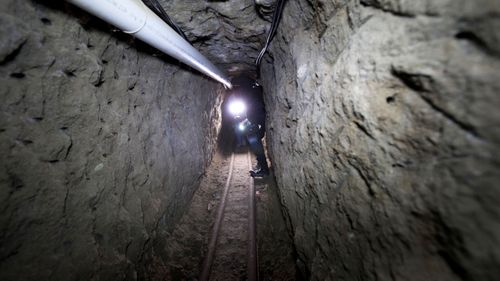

[199,153,235,281]
[247,152,258,281]
[199,151,259,280]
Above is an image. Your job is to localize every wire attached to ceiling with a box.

[141,0,189,41]
[255,0,287,67]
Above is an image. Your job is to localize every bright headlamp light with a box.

[228,99,246,116]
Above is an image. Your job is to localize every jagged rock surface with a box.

[261,0,500,280]
[160,0,269,70]
[0,1,222,280]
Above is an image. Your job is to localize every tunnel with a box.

[1,0,500,280]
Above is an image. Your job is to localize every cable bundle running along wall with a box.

[256,0,287,67]
[141,0,189,41]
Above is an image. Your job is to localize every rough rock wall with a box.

[261,0,500,280]
[0,1,222,280]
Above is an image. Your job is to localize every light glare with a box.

[228,100,246,116]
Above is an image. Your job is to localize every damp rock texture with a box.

[261,0,500,280]
[0,1,222,280]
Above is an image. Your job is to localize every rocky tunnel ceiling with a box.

[160,0,271,71]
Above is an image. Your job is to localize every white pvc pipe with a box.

[67,0,232,88]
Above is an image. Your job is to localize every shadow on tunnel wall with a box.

[1,1,223,280]
[217,96,236,156]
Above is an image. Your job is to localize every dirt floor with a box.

[155,145,297,280]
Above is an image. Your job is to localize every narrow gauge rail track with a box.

[199,151,259,281]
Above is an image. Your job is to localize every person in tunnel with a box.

[227,97,247,148]
[226,75,270,177]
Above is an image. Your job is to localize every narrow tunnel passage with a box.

[152,142,296,280]
[1,0,500,281]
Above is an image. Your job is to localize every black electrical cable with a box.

[141,0,189,41]
[256,0,287,67]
